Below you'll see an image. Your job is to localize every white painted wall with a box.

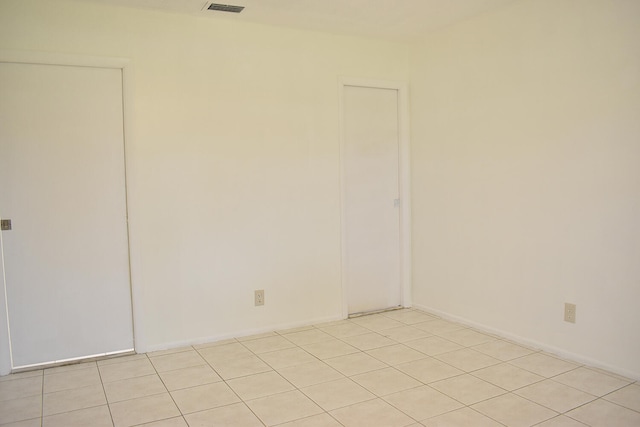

[0,0,409,359]
[410,0,640,378]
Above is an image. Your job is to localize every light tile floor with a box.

[0,309,638,427]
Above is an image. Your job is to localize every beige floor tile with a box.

[381,309,437,325]
[350,315,405,331]
[330,398,415,427]
[184,402,262,427]
[366,344,427,366]
[351,367,421,396]
[341,333,396,351]
[472,340,535,361]
[435,348,501,372]
[276,413,343,427]
[318,322,370,339]
[404,336,464,356]
[148,346,193,358]
[384,385,463,420]
[197,343,253,364]
[110,393,180,427]
[277,325,316,335]
[43,383,106,416]
[552,367,631,396]
[44,362,97,375]
[277,361,344,388]
[158,365,222,391]
[413,320,466,335]
[283,329,334,346]
[379,326,431,343]
[1,418,42,427]
[431,374,506,405]
[99,359,157,383]
[396,357,464,384]
[258,347,317,370]
[604,383,640,412]
[515,379,596,413]
[193,338,237,350]
[237,331,278,342]
[509,353,578,378]
[472,393,557,427]
[473,363,545,391]
[323,352,388,376]
[535,415,590,426]
[314,319,353,328]
[240,336,296,354]
[149,350,206,373]
[136,417,188,427]
[42,405,113,427]
[567,398,640,427]
[0,395,42,424]
[103,374,167,403]
[0,371,42,383]
[98,353,149,366]
[43,366,102,393]
[301,378,375,411]
[208,355,272,380]
[421,407,504,427]
[8,317,637,427]
[301,339,360,360]
[436,328,496,347]
[246,390,323,426]
[0,376,42,402]
[227,371,294,400]
[170,382,240,414]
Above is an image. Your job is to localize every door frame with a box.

[0,50,140,375]
[338,77,412,318]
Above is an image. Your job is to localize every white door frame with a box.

[0,50,140,375]
[338,77,412,318]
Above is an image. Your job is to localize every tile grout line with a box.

[235,332,342,426]
[310,314,555,426]
[147,350,191,427]
[95,361,116,427]
[196,314,516,426]
[286,314,468,425]
[338,312,506,425]
[238,321,417,426]
[192,341,269,426]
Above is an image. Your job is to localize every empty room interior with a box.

[0,0,639,426]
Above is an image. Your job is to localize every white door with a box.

[343,84,402,315]
[0,61,134,369]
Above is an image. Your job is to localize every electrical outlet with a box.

[255,290,264,306]
[564,303,576,323]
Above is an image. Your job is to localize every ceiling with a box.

[79,0,518,42]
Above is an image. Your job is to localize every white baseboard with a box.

[142,313,345,354]
[412,303,639,381]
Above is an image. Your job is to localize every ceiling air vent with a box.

[207,3,245,13]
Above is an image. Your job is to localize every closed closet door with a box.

[0,61,134,368]
[343,84,401,315]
